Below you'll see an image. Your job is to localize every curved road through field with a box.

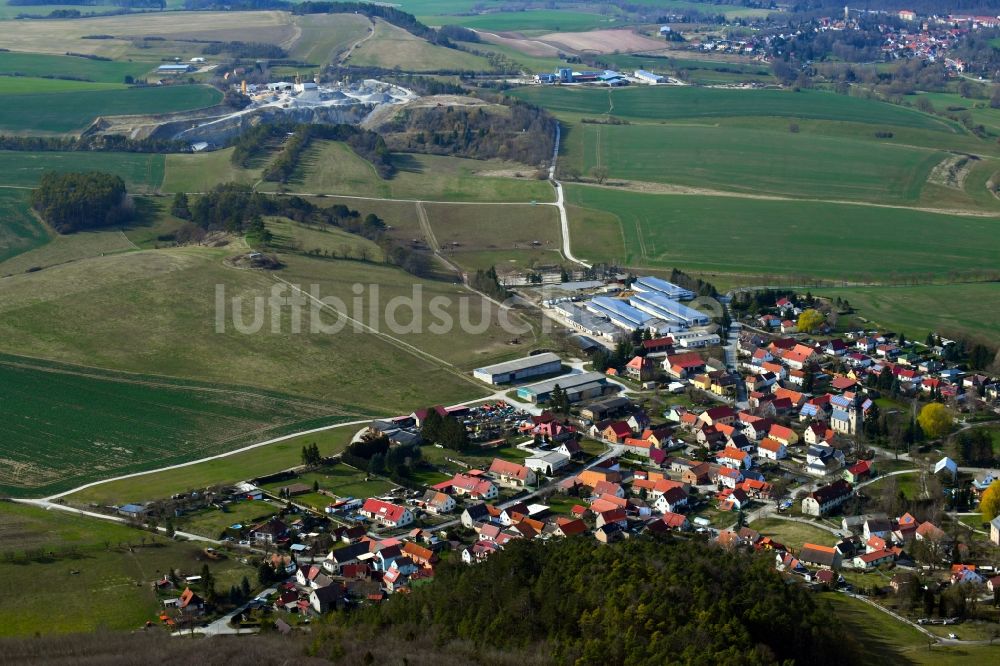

[549,122,591,268]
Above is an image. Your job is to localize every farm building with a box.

[586,296,661,332]
[157,64,194,74]
[630,291,709,327]
[525,451,571,476]
[555,302,624,341]
[473,352,562,385]
[516,371,612,404]
[634,69,664,84]
[632,277,694,301]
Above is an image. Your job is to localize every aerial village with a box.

[110,274,1000,635]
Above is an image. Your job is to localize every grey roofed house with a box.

[329,542,370,567]
[461,503,491,529]
[310,584,341,613]
[864,516,893,535]
[842,513,888,534]
[388,429,422,446]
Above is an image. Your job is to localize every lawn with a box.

[0,501,254,636]
[0,247,488,413]
[279,140,554,202]
[567,121,943,205]
[162,147,263,193]
[421,443,531,476]
[0,51,154,83]
[564,185,1000,283]
[0,84,221,133]
[816,283,1000,345]
[0,150,164,192]
[0,353,362,497]
[347,18,490,72]
[265,217,385,262]
[66,426,361,507]
[176,500,277,539]
[748,516,838,551]
[511,86,958,132]
[0,189,48,265]
[261,464,397,505]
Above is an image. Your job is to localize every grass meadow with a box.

[564,185,1000,282]
[0,354,362,497]
[0,247,489,412]
[347,18,490,71]
[0,501,254,636]
[287,12,371,64]
[0,84,221,133]
[277,140,554,202]
[423,10,617,32]
[748,517,837,551]
[162,147,263,193]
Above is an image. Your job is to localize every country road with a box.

[549,122,591,269]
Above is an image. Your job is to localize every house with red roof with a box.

[698,406,737,427]
[768,423,799,446]
[626,355,657,381]
[488,458,537,488]
[756,437,786,461]
[662,352,707,379]
[602,420,633,443]
[360,499,414,528]
[718,446,752,470]
[844,460,873,484]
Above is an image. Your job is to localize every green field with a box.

[512,86,958,131]
[67,426,359,507]
[817,283,1000,343]
[347,18,490,71]
[0,150,164,191]
[0,246,491,412]
[565,185,1000,282]
[0,354,363,497]
[0,501,254,636]
[279,140,554,202]
[0,225,135,275]
[0,84,221,133]
[162,147,263,193]
[0,189,48,265]
[568,122,943,204]
[0,51,154,83]
[596,53,774,85]
[0,75,127,94]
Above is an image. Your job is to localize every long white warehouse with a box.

[632,276,695,301]
[630,291,710,327]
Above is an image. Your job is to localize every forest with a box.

[337,537,854,665]
[30,171,131,233]
[378,99,556,166]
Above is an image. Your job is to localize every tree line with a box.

[262,123,393,183]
